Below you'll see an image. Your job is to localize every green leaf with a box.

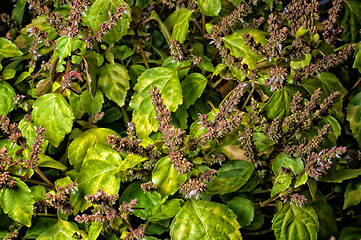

[290,53,312,70]
[80,89,104,116]
[339,226,361,240]
[172,9,193,43]
[87,0,131,46]
[197,0,221,16]
[152,157,187,197]
[347,91,361,148]
[98,63,130,107]
[223,29,267,69]
[71,144,121,212]
[113,45,134,61]
[150,199,183,222]
[170,199,242,239]
[24,217,57,239]
[181,73,207,109]
[207,160,255,194]
[308,191,338,239]
[353,42,361,73]
[272,203,319,240]
[294,172,308,188]
[130,67,182,138]
[68,128,118,171]
[341,1,361,42]
[344,178,361,209]
[263,85,305,119]
[253,132,274,152]
[120,182,162,220]
[226,197,254,227]
[2,68,16,80]
[0,37,23,58]
[55,36,73,64]
[171,105,188,130]
[1,178,34,227]
[320,168,361,183]
[272,152,304,176]
[37,218,87,239]
[11,0,27,24]
[31,186,46,202]
[89,221,103,240]
[302,72,344,117]
[197,55,214,72]
[271,173,293,197]
[32,93,74,147]
[116,154,147,180]
[0,81,15,115]
[37,154,67,171]
[149,11,171,45]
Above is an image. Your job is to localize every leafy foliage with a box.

[0,0,360,239]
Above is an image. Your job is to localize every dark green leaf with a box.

[150,11,172,45]
[320,168,361,183]
[120,182,162,220]
[272,203,319,240]
[32,93,74,147]
[341,1,361,42]
[170,199,242,239]
[339,226,361,240]
[226,197,254,227]
[308,191,338,239]
[302,72,344,117]
[207,160,255,194]
[11,0,27,24]
[181,73,207,109]
[23,217,57,239]
[263,85,305,119]
[347,91,361,148]
[98,63,130,107]
[344,178,361,209]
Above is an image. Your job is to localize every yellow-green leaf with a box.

[130,67,182,139]
[1,179,34,227]
[170,199,242,239]
[32,93,74,147]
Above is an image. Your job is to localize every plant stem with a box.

[134,28,150,69]
[244,229,273,236]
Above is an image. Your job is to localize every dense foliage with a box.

[0,0,361,239]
